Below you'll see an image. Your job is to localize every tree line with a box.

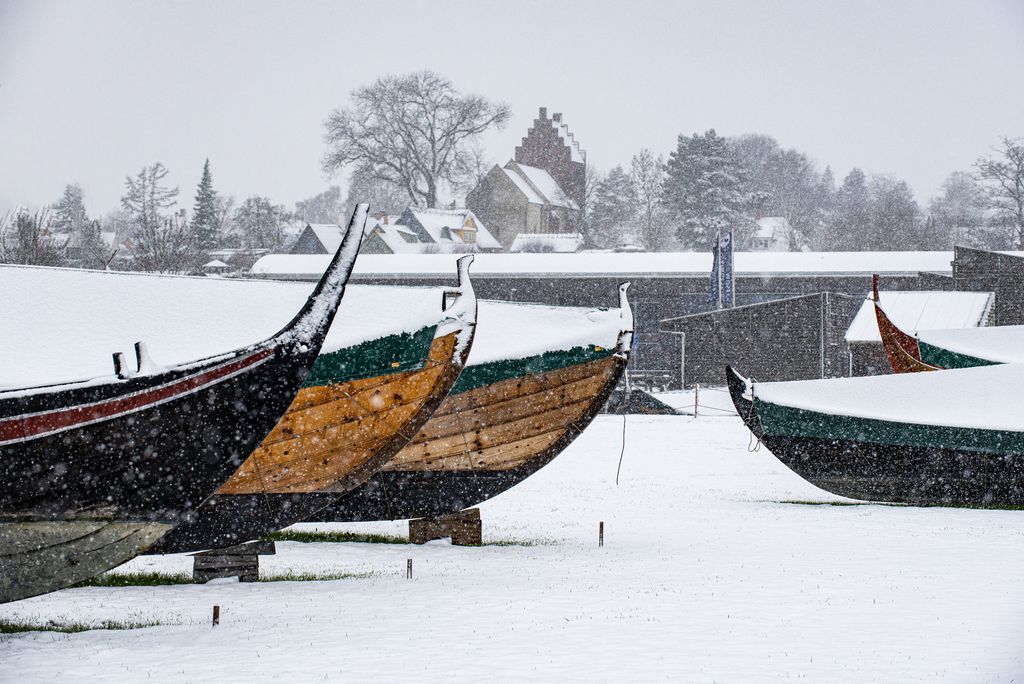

[583,131,1024,252]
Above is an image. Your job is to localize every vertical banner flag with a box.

[707,228,721,308]
[721,228,734,308]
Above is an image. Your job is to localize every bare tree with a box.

[121,162,179,237]
[630,149,669,250]
[322,71,511,208]
[0,209,66,266]
[132,212,201,273]
[975,137,1024,248]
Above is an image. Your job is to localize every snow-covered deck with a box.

[2,416,1021,681]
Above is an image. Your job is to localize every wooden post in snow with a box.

[406,559,413,579]
[599,521,604,547]
[212,605,220,626]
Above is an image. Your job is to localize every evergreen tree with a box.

[868,175,921,250]
[51,184,89,235]
[928,171,994,248]
[191,159,220,251]
[590,165,638,248]
[663,129,749,250]
[234,195,287,250]
[121,162,179,237]
[826,168,871,250]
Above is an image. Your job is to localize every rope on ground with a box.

[615,412,627,485]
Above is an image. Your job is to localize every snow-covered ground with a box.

[3,416,1023,682]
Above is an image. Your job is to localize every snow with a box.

[499,166,546,204]
[753,216,790,240]
[307,224,344,254]
[405,208,502,250]
[472,299,626,365]
[918,325,1024,364]
[509,232,584,253]
[749,362,1024,432]
[512,163,579,210]
[549,115,586,163]
[2,416,1021,682]
[202,259,229,268]
[251,250,970,279]
[845,290,993,343]
[0,265,452,388]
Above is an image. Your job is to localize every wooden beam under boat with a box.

[147,257,478,554]
[314,283,634,523]
[0,205,365,603]
[726,365,1024,508]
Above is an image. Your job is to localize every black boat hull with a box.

[725,366,1024,507]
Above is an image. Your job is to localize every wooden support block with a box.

[191,540,276,583]
[409,508,482,546]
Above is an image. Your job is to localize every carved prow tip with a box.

[615,281,634,356]
[444,255,476,311]
[112,352,134,380]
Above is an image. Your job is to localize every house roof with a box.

[364,220,424,254]
[405,208,502,250]
[845,290,994,343]
[499,166,546,205]
[204,259,230,268]
[510,232,584,253]
[507,162,579,211]
[307,224,344,253]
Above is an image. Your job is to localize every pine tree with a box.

[51,184,89,235]
[827,168,871,250]
[663,130,749,250]
[191,159,220,251]
[630,150,670,250]
[590,165,639,248]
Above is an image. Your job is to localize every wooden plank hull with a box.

[0,520,172,603]
[320,351,627,522]
[725,366,1024,507]
[148,326,474,553]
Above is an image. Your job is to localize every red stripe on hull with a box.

[0,348,273,445]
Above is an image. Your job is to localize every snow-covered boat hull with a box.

[318,288,633,522]
[726,366,1024,507]
[0,206,365,601]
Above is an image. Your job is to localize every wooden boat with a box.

[0,205,366,602]
[316,283,634,522]
[148,256,478,553]
[726,364,1024,507]
[873,276,1024,372]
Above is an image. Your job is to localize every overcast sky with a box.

[1,0,1022,216]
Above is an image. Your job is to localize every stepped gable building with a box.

[467,107,586,249]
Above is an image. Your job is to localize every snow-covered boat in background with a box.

[726,364,1024,507]
[315,284,633,522]
[0,205,365,603]
[148,257,478,553]
[871,275,1024,373]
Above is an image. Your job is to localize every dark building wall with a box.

[953,247,1024,324]
[848,342,891,377]
[342,271,927,391]
[514,107,586,210]
[660,293,862,388]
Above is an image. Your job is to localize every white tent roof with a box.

[845,290,993,343]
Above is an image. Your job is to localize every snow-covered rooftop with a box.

[845,290,993,343]
[500,166,546,205]
[308,224,344,253]
[251,250,967,280]
[511,163,579,210]
[406,208,502,250]
[203,259,230,268]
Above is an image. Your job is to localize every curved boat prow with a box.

[616,282,634,356]
[271,203,368,351]
[725,366,760,436]
[871,273,939,373]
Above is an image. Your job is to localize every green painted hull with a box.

[304,325,437,387]
[917,341,999,370]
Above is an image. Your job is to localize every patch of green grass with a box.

[73,571,192,588]
[268,530,407,544]
[259,571,374,583]
[0,619,162,634]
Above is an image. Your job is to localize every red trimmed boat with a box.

[871,274,1024,373]
[0,205,366,602]
[726,363,1024,507]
